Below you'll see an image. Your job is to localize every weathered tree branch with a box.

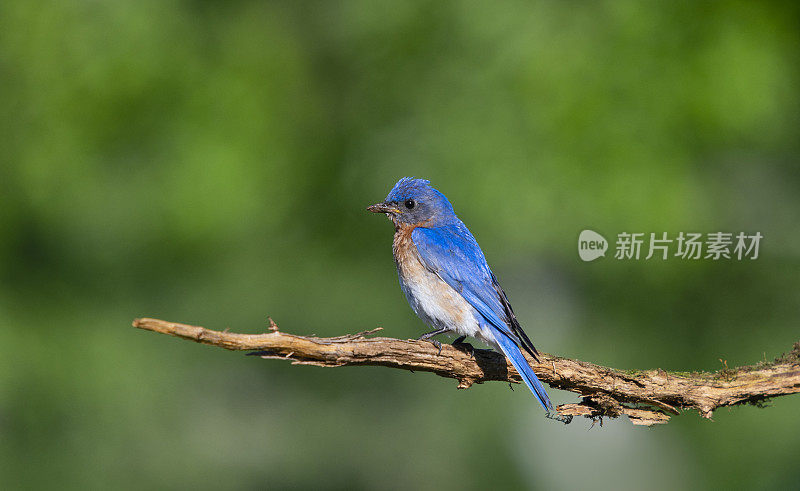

[133,317,800,427]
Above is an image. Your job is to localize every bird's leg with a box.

[417,328,449,355]
[452,335,475,358]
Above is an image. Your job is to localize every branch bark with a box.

[132,317,800,427]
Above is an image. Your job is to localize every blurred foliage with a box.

[1,1,799,490]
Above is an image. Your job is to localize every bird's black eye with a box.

[404,199,415,209]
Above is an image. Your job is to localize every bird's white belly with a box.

[397,253,483,340]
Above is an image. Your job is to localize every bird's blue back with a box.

[412,223,552,410]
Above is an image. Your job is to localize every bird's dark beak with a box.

[367,202,401,214]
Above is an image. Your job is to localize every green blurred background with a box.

[1,1,799,489]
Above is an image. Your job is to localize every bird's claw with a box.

[417,335,442,355]
[417,328,449,355]
[452,335,475,358]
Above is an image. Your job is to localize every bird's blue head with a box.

[367,177,456,227]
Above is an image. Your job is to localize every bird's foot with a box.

[452,336,475,358]
[417,328,449,355]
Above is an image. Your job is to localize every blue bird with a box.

[368,177,552,411]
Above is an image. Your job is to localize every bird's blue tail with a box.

[494,333,552,411]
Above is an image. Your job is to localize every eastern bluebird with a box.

[368,177,552,411]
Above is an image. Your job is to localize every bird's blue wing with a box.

[411,224,508,334]
[411,224,552,410]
